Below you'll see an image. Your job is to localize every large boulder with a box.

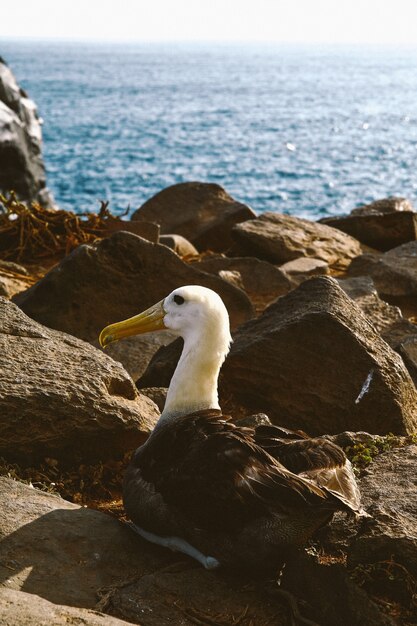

[131,182,256,252]
[221,277,417,435]
[321,197,417,251]
[13,231,253,346]
[0,478,291,625]
[137,277,417,435]
[348,241,417,297]
[349,445,417,574]
[0,297,159,464]
[319,444,417,623]
[0,58,54,206]
[0,477,172,611]
[231,212,363,269]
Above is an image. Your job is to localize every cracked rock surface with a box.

[0,297,159,464]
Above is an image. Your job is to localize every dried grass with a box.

[0,193,128,262]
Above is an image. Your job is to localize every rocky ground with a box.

[0,184,417,626]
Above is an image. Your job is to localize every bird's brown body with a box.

[123,409,360,569]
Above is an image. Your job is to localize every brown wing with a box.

[255,425,346,473]
[129,410,345,533]
[254,424,361,512]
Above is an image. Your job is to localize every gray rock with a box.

[320,445,417,621]
[232,212,363,269]
[191,255,293,310]
[351,196,414,216]
[101,566,289,626]
[282,551,394,626]
[0,477,172,611]
[14,232,253,345]
[131,181,256,252]
[0,588,134,626]
[138,278,417,435]
[0,269,30,299]
[337,276,413,340]
[353,444,417,575]
[105,330,177,381]
[139,387,168,412]
[321,197,417,251]
[279,256,329,277]
[0,297,159,464]
[221,277,417,435]
[348,242,417,297]
[337,276,417,382]
[0,478,290,626]
[159,233,198,256]
[280,256,329,286]
[0,59,54,206]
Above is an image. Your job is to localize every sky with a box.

[2,0,417,45]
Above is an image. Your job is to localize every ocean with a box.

[2,40,417,219]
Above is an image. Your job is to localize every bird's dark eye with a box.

[173,294,185,305]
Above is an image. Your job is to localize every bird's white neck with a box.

[156,325,230,427]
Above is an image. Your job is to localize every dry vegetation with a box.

[0,193,129,262]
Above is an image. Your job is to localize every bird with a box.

[99,285,362,570]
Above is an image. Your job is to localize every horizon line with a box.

[2,36,417,47]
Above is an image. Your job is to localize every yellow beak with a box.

[99,300,166,348]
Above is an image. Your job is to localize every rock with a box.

[398,339,417,387]
[280,256,329,276]
[348,242,417,297]
[14,232,253,344]
[280,256,329,284]
[136,338,183,390]
[0,588,134,626]
[0,297,159,464]
[0,477,172,611]
[139,387,168,413]
[105,330,177,381]
[191,255,293,310]
[0,260,31,298]
[218,269,244,290]
[339,276,417,386]
[337,276,417,346]
[0,58,54,206]
[320,197,417,251]
[0,477,293,626]
[351,444,417,572]
[232,212,363,269]
[282,552,394,626]
[351,196,414,216]
[138,278,417,435]
[106,566,288,626]
[131,182,256,252]
[159,233,198,256]
[0,273,29,299]
[320,445,417,622]
[221,277,417,435]
[103,219,160,243]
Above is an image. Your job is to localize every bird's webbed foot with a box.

[126,522,220,570]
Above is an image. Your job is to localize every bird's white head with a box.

[162,285,231,352]
[99,285,232,421]
[100,285,231,353]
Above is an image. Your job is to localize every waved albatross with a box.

[99,285,362,570]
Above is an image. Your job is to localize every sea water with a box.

[2,40,417,218]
